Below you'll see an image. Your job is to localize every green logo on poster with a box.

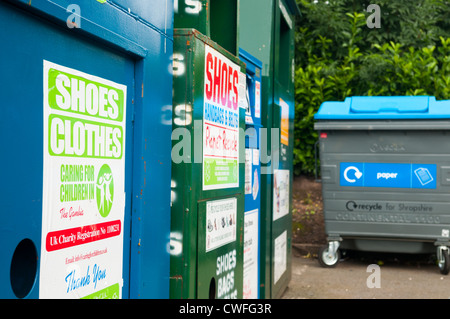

[96,164,114,217]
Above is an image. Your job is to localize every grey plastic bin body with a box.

[314,96,450,272]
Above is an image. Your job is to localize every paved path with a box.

[282,249,450,299]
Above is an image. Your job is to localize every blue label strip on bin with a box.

[340,162,437,189]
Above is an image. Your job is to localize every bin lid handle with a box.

[350,96,429,113]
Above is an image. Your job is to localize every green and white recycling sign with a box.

[40,61,126,299]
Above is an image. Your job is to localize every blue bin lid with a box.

[314,96,450,120]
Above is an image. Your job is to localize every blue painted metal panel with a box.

[130,45,173,299]
[240,49,262,299]
[110,0,174,38]
[239,48,263,76]
[240,48,263,131]
[1,0,173,298]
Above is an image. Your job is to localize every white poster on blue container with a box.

[41,61,126,299]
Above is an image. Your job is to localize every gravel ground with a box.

[286,175,450,299]
[282,249,450,299]
[291,176,327,246]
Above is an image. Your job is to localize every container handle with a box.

[314,139,321,183]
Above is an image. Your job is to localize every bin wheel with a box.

[318,244,340,268]
[438,248,450,275]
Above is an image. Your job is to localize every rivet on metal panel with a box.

[68,22,78,28]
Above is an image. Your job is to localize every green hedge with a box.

[294,0,450,176]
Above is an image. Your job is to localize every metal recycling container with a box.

[238,0,300,298]
[315,96,450,274]
[174,0,238,55]
[170,29,247,299]
[1,0,173,298]
[239,48,262,299]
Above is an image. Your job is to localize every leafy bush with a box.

[294,0,450,176]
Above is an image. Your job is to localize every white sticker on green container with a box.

[203,44,240,190]
[40,60,126,299]
[273,169,290,221]
[243,209,259,299]
[273,230,287,284]
[206,198,237,252]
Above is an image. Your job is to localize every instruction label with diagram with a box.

[206,198,237,252]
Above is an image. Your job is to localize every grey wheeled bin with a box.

[314,96,450,274]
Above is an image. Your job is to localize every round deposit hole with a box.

[209,277,216,299]
[10,239,38,298]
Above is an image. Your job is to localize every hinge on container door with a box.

[131,98,135,124]
[131,77,136,124]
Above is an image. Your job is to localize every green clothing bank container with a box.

[315,96,450,275]
[170,29,247,299]
[171,0,299,299]
[238,0,300,298]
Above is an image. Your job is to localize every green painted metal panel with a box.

[174,0,239,55]
[174,0,209,35]
[210,0,239,55]
[238,0,299,299]
[271,0,297,299]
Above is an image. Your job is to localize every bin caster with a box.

[437,246,450,275]
[318,241,340,268]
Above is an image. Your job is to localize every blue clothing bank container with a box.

[239,49,262,299]
[314,96,450,275]
[1,0,173,298]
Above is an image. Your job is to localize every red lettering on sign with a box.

[220,64,228,106]
[46,220,121,252]
[213,56,221,104]
[232,70,238,110]
[205,52,214,100]
[204,123,238,157]
[205,51,239,110]
[226,65,233,109]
